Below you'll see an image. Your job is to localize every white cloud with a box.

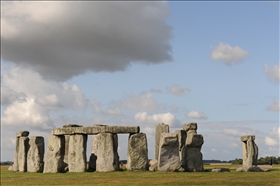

[1,65,88,131]
[266,100,280,112]
[113,92,165,112]
[211,43,249,65]
[211,148,217,152]
[2,1,172,81]
[223,128,247,137]
[186,110,208,120]
[265,137,278,147]
[135,112,182,127]
[90,100,123,116]
[167,85,191,97]
[264,63,280,83]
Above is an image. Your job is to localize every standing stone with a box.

[239,135,258,171]
[68,134,87,172]
[158,132,181,171]
[63,135,70,168]
[18,137,30,172]
[127,133,148,171]
[155,123,169,160]
[174,130,186,166]
[183,122,204,172]
[13,131,29,171]
[27,136,44,172]
[95,133,119,172]
[44,135,65,173]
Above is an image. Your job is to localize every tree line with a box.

[231,156,280,165]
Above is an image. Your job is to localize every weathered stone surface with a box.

[236,166,264,172]
[16,131,30,137]
[149,159,158,171]
[184,132,204,172]
[63,124,83,128]
[27,136,44,172]
[8,166,13,171]
[63,135,70,167]
[241,135,258,168]
[212,168,230,172]
[52,125,139,135]
[155,123,169,160]
[186,134,204,147]
[184,147,204,172]
[68,134,87,172]
[44,135,65,173]
[12,137,20,171]
[174,130,186,165]
[241,135,255,142]
[126,133,148,171]
[158,132,181,171]
[183,122,197,132]
[95,133,119,172]
[18,137,30,172]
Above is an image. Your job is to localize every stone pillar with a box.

[174,130,186,166]
[155,123,169,160]
[127,133,148,171]
[18,136,30,172]
[13,131,29,171]
[183,122,204,172]
[241,135,258,168]
[95,133,119,172]
[68,134,87,172]
[44,135,65,173]
[27,136,44,172]
[158,132,181,171]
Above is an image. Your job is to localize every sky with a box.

[1,1,279,162]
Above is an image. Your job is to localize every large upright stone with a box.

[27,136,44,172]
[13,131,29,171]
[174,130,186,166]
[95,133,119,172]
[127,133,148,171]
[68,134,87,172]
[241,135,258,169]
[44,135,65,173]
[158,132,181,171]
[155,123,169,160]
[183,122,204,172]
[184,134,204,172]
[18,137,30,172]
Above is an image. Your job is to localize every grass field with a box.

[1,164,280,186]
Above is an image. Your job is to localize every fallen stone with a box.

[16,131,30,137]
[127,133,148,171]
[52,125,139,135]
[18,137,30,172]
[149,159,158,171]
[8,165,13,171]
[158,132,181,171]
[27,136,44,173]
[236,166,264,172]
[212,168,230,172]
[95,133,119,172]
[44,135,65,173]
[155,123,169,160]
[68,134,87,172]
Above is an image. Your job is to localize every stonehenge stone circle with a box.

[13,131,30,171]
[155,123,169,160]
[127,133,148,171]
[44,135,65,173]
[27,136,44,172]
[68,134,87,172]
[158,132,181,171]
[18,136,30,172]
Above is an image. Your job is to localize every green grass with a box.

[1,165,280,186]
